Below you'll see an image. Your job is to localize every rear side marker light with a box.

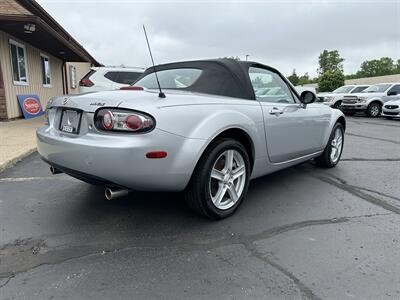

[146,151,167,159]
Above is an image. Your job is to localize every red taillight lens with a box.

[95,109,155,133]
[79,78,94,87]
[102,111,114,130]
[125,115,142,130]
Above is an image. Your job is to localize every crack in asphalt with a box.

[0,212,391,290]
[346,132,400,145]
[341,158,400,162]
[243,243,322,300]
[310,173,400,214]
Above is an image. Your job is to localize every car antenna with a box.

[143,25,165,98]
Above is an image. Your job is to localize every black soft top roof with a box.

[137,59,289,100]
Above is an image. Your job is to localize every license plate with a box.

[59,109,82,134]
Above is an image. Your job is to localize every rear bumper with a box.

[37,126,207,191]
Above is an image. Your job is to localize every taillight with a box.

[79,78,94,87]
[95,108,155,133]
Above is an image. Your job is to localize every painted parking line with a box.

[0,176,74,183]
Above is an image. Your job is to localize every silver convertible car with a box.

[37,59,345,219]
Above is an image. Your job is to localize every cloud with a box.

[38,0,400,77]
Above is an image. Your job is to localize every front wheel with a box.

[333,100,342,110]
[367,103,381,117]
[315,123,344,168]
[184,138,250,219]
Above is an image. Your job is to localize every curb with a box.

[0,147,37,173]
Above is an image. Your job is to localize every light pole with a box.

[245,54,249,61]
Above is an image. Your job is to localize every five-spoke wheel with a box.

[184,138,250,219]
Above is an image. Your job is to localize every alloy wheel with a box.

[209,149,246,210]
[370,105,380,117]
[330,127,343,163]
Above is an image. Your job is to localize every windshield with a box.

[362,84,392,93]
[332,86,354,94]
[134,68,202,89]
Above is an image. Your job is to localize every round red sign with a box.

[23,98,41,115]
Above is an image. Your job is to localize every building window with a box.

[9,39,28,85]
[40,54,51,87]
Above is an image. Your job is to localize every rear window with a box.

[135,68,202,89]
[104,71,143,84]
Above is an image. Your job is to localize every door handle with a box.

[269,107,284,115]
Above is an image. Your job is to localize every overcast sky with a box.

[37,0,400,77]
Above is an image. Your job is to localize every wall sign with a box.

[17,94,44,119]
[70,65,77,89]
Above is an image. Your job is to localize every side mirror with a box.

[300,90,316,104]
[387,91,397,96]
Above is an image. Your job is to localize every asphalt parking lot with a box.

[0,116,399,300]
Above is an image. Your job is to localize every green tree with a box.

[287,69,299,85]
[357,57,395,77]
[317,50,344,75]
[318,70,345,92]
[396,59,400,73]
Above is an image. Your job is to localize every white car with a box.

[317,85,369,109]
[79,67,144,93]
[382,99,400,119]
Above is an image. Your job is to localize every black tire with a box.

[367,102,381,118]
[333,100,342,110]
[315,123,344,168]
[184,138,251,220]
[385,117,393,120]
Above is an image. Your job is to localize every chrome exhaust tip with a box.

[50,166,62,175]
[105,187,129,200]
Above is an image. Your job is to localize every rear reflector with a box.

[120,86,144,91]
[146,151,167,159]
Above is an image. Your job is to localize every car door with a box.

[382,84,400,103]
[249,67,330,163]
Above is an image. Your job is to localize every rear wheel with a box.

[184,138,250,219]
[367,102,381,117]
[315,123,344,168]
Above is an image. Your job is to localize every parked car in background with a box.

[382,99,400,119]
[37,59,345,219]
[316,85,369,109]
[295,86,317,96]
[341,83,400,117]
[79,67,144,93]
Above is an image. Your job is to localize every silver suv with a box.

[341,83,400,117]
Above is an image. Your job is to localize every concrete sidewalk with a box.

[0,117,44,172]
